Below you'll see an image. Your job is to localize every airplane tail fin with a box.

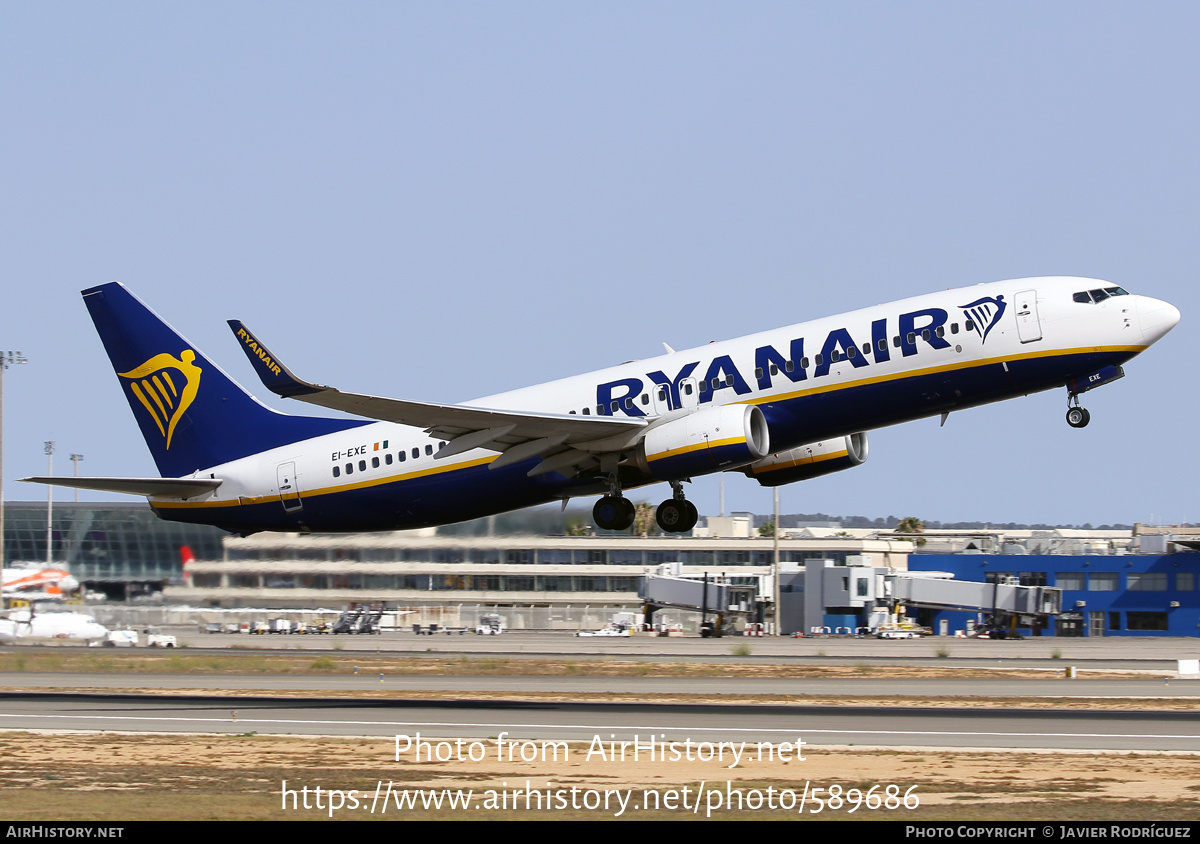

[180,545,195,586]
[83,283,366,478]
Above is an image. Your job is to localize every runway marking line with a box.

[0,712,1198,742]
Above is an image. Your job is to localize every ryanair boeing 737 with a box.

[23,278,1179,534]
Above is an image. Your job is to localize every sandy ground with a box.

[3,651,1199,821]
[4,730,1200,821]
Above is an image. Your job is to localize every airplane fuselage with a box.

[146,276,1178,533]
[0,610,107,645]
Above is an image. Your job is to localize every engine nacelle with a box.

[635,404,770,482]
[744,432,868,487]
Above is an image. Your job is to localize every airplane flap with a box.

[20,476,222,500]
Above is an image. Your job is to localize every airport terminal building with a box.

[4,501,1200,636]
[907,552,1200,637]
[2,501,225,599]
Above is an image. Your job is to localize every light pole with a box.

[44,441,54,567]
[70,454,84,503]
[0,351,28,572]
[773,486,781,635]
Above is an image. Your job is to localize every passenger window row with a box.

[332,441,447,479]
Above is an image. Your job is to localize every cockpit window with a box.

[1074,287,1130,304]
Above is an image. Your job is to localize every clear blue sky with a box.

[1,2,1195,527]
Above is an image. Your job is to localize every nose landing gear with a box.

[1066,406,1091,428]
[1066,392,1091,429]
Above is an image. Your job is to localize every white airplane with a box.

[0,608,108,645]
[23,277,1179,535]
[1,566,79,600]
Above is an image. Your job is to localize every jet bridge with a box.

[639,574,760,637]
[778,561,1061,636]
[892,573,1060,616]
[888,573,1061,637]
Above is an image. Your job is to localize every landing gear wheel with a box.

[656,500,687,533]
[593,496,635,531]
[655,497,699,533]
[612,497,635,530]
[680,500,698,533]
[1066,407,1091,428]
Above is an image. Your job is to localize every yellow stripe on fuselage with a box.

[745,344,1145,408]
[151,455,497,509]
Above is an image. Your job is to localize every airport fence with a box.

[85,603,710,633]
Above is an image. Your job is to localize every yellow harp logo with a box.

[118,351,202,450]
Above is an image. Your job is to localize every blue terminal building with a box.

[906,547,1200,637]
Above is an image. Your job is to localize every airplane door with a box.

[1015,289,1043,343]
[678,377,700,409]
[651,384,672,416]
[277,462,303,512]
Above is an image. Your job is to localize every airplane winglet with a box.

[227,320,325,398]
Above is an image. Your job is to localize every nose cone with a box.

[1138,296,1181,346]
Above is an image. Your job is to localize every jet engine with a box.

[744,432,868,487]
[634,404,769,481]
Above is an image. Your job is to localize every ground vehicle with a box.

[105,629,139,647]
[575,624,632,637]
[144,627,177,648]
[974,624,1023,640]
[476,614,503,635]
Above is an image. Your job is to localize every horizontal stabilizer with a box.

[19,476,222,499]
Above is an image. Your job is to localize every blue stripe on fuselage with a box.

[153,347,1135,533]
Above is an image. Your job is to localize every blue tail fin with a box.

[83,283,366,478]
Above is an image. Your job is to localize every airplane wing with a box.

[19,477,222,499]
[228,321,647,477]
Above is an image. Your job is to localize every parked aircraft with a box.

[2,566,79,600]
[23,278,1179,534]
[0,608,107,645]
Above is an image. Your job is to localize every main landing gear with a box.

[655,481,698,533]
[1066,393,1091,429]
[592,480,698,533]
[592,494,636,531]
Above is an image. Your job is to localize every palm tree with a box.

[895,516,926,547]
[633,502,658,537]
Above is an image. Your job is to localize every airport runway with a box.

[4,633,1198,753]
[3,691,1199,752]
[2,671,1198,698]
[174,631,1200,664]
